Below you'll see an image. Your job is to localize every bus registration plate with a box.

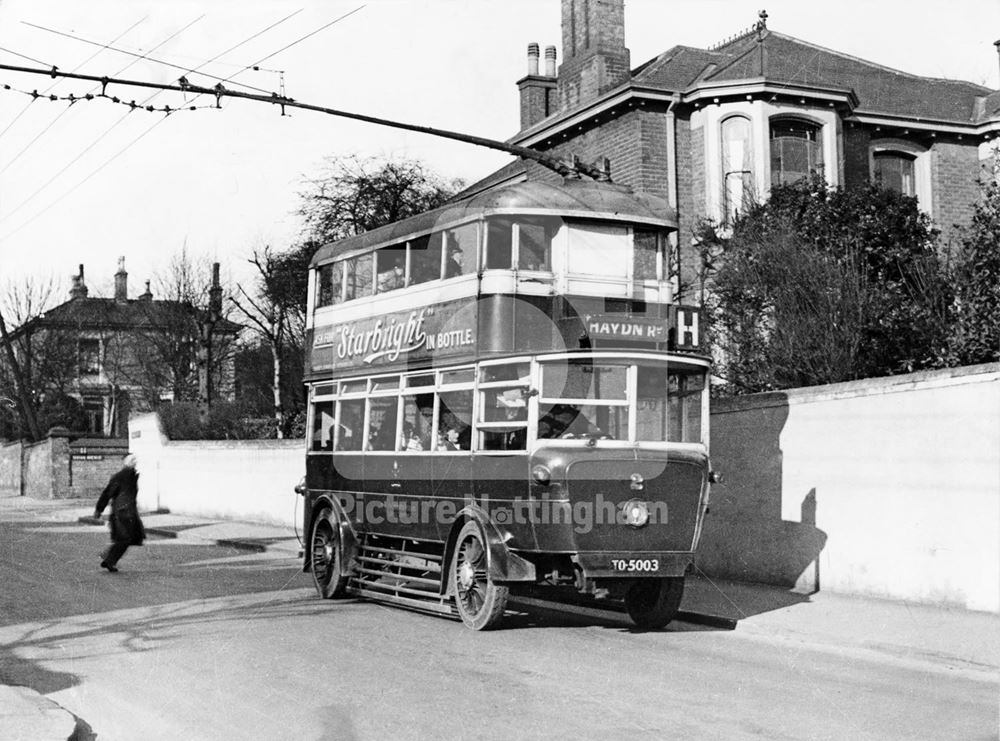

[611,558,660,573]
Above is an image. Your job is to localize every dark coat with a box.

[95,467,145,546]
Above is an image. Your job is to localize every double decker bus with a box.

[299,176,718,630]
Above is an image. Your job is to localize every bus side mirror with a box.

[708,471,724,484]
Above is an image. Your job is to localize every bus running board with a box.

[347,536,456,618]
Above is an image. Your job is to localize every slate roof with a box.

[11,297,241,338]
[631,30,995,124]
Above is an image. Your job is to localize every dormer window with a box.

[770,118,824,186]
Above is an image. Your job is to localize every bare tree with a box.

[230,246,307,438]
[298,154,463,245]
[122,247,238,408]
[0,275,64,439]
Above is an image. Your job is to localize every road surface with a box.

[1,508,995,740]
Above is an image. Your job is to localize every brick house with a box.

[469,1,1000,302]
[3,259,240,437]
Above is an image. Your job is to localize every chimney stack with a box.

[114,256,128,302]
[139,280,153,301]
[70,264,88,299]
[557,0,630,110]
[209,262,222,319]
[517,42,558,130]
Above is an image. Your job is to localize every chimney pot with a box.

[545,45,557,77]
[527,42,540,75]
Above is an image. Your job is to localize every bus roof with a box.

[310,177,677,267]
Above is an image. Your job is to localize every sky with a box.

[0,0,997,305]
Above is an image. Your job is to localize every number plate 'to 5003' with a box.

[611,558,660,572]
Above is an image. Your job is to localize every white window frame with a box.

[869,138,932,212]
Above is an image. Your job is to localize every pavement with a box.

[2,494,998,740]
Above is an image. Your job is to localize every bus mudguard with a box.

[440,505,536,596]
[305,494,358,574]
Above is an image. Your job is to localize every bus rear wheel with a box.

[311,507,348,599]
[452,522,508,630]
[624,577,684,630]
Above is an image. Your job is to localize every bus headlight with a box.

[622,499,650,528]
[531,465,551,485]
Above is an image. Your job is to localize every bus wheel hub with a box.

[458,561,475,589]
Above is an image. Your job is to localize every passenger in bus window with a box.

[439,413,470,451]
[444,240,464,278]
[377,263,405,292]
[538,404,600,439]
[401,422,424,451]
[415,402,434,448]
[337,404,363,451]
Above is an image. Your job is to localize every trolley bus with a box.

[299,176,719,630]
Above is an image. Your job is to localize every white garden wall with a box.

[128,413,303,526]
[699,363,999,612]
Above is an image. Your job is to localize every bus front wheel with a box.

[624,577,684,630]
[452,522,508,630]
[311,507,348,599]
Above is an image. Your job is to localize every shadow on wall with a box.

[698,392,828,592]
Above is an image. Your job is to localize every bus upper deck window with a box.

[567,223,629,278]
[444,223,478,278]
[345,254,374,300]
[376,245,407,293]
[317,263,343,307]
[634,229,660,281]
[485,218,514,269]
[410,234,441,285]
[518,218,557,271]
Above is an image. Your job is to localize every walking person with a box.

[94,453,145,572]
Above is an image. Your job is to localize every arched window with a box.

[721,116,754,222]
[770,118,823,186]
[873,151,916,196]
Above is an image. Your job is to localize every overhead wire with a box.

[21,9,305,97]
[0,17,148,142]
[243,5,363,69]
[1,8,304,221]
[0,14,207,215]
[0,7,352,241]
[0,16,179,176]
[0,46,50,66]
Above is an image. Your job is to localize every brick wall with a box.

[677,115,706,302]
[68,438,128,500]
[932,141,980,251]
[841,124,872,190]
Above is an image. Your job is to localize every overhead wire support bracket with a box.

[0,62,584,179]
